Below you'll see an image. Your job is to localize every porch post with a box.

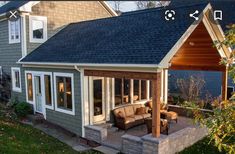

[152,72,161,137]
[164,69,168,104]
[222,67,228,101]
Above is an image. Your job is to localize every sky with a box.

[107,1,138,12]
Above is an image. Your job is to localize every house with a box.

[0,0,235,149]
[0,1,117,100]
[15,0,235,142]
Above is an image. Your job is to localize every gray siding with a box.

[0,19,24,102]
[0,19,22,75]
[22,67,83,136]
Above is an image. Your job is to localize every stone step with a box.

[93,145,120,154]
[102,140,122,151]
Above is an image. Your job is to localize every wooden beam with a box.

[84,70,158,80]
[152,72,161,137]
[170,65,225,71]
[222,67,228,101]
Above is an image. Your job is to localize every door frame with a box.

[89,77,105,124]
[25,71,54,119]
[34,74,43,114]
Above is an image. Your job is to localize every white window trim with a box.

[11,67,22,92]
[25,71,54,110]
[0,66,2,84]
[54,72,75,115]
[43,72,54,110]
[29,15,47,43]
[8,19,21,44]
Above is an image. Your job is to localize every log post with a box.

[222,67,228,101]
[152,72,161,137]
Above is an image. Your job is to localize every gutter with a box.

[18,61,159,68]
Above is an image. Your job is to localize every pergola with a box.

[84,16,230,137]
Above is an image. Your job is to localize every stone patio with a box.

[101,116,195,150]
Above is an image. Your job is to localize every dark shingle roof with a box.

[0,1,28,14]
[21,3,208,65]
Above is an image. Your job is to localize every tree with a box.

[176,75,205,102]
[188,24,235,154]
[136,1,170,9]
[112,1,122,15]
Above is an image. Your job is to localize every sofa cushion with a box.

[113,108,126,118]
[136,107,147,115]
[142,113,151,119]
[124,117,135,124]
[134,115,143,121]
[117,111,125,118]
[124,106,135,117]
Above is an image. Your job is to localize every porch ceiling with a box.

[169,22,226,72]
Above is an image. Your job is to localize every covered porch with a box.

[82,18,230,154]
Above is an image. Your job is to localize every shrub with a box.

[14,102,31,118]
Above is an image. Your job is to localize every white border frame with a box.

[54,72,75,115]
[29,15,47,43]
[25,71,54,119]
[43,72,54,110]
[8,19,21,44]
[11,67,22,92]
[25,71,34,104]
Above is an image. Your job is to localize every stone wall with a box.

[84,125,107,143]
[122,135,143,154]
[121,126,208,154]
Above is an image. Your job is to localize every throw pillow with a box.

[117,111,125,118]
[136,107,147,115]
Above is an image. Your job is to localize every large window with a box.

[26,73,33,102]
[44,74,53,109]
[54,73,74,115]
[114,78,131,106]
[8,19,20,44]
[29,16,47,43]
[11,67,21,92]
[134,80,147,102]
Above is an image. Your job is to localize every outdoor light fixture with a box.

[59,82,64,92]
[189,41,195,46]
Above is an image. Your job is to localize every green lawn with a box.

[0,103,101,154]
[179,137,226,154]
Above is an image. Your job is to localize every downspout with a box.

[74,65,85,137]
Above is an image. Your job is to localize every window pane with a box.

[115,78,122,106]
[141,80,147,100]
[27,73,33,101]
[134,80,140,101]
[66,77,72,109]
[15,71,20,88]
[10,21,15,39]
[32,20,43,39]
[123,79,130,104]
[45,75,52,106]
[93,80,103,116]
[15,20,19,39]
[56,76,72,110]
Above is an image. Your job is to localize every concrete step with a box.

[93,145,120,154]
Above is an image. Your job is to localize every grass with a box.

[0,103,102,154]
[179,137,226,154]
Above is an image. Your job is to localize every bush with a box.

[14,102,31,118]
